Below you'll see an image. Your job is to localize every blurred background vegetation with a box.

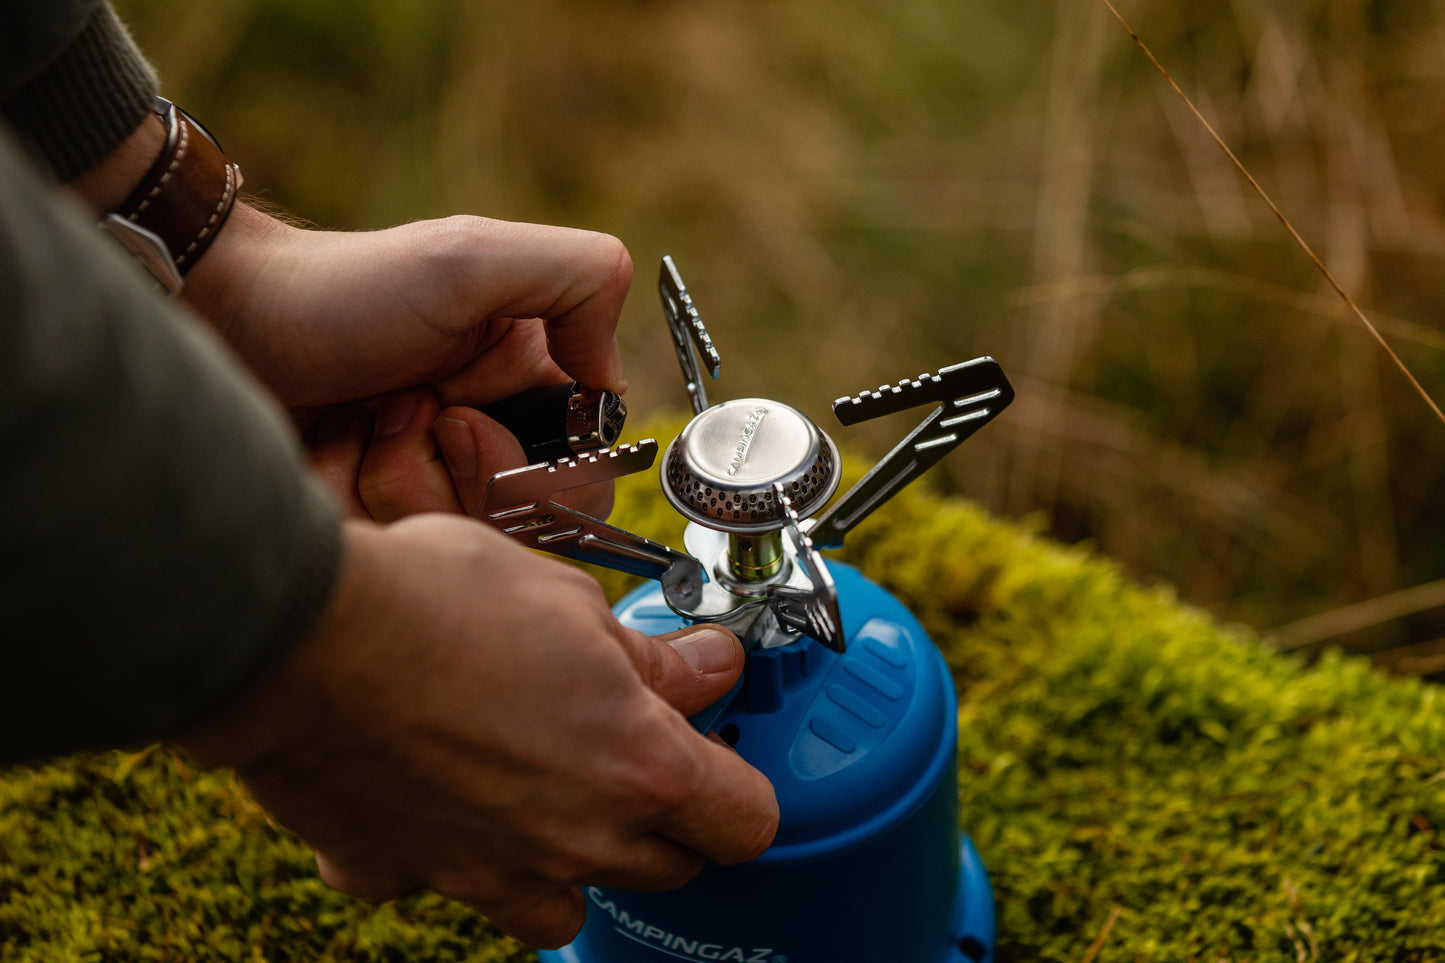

[117,0,1445,673]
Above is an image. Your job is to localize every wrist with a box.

[180,200,294,334]
[62,111,168,216]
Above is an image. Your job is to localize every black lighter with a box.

[481,381,627,464]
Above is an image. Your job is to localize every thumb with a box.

[621,625,745,717]
[433,406,529,513]
[435,405,616,522]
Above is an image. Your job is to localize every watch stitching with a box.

[177,157,239,267]
[114,108,241,274]
[131,118,188,218]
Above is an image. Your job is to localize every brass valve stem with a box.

[727,531,785,582]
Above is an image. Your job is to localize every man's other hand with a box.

[178,514,778,949]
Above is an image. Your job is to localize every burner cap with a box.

[662,398,839,532]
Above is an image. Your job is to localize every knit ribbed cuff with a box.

[2,3,157,182]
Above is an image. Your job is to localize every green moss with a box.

[3,421,1442,960]
[0,747,526,962]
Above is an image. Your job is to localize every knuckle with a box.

[620,633,668,693]
[647,852,707,892]
[532,564,610,617]
[589,232,633,289]
[610,717,703,815]
[420,213,486,248]
[639,767,694,813]
[411,216,497,284]
[535,839,611,886]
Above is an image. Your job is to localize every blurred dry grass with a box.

[117,0,1445,672]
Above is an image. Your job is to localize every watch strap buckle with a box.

[99,213,185,295]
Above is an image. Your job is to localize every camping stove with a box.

[479,257,1013,963]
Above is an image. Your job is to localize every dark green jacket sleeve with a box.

[0,128,343,765]
[1,1,157,180]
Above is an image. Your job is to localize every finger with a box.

[487,223,630,394]
[581,833,706,892]
[434,406,529,513]
[357,389,461,522]
[497,886,586,949]
[540,234,631,394]
[444,881,587,950]
[315,853,417,904]
[652,722,779,867]
[430,220,631,393]
[614,626,745,717]
[305,405,371,517]
[435,406,614,521]
[434,318,573,409]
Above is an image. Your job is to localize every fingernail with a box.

[669,629,738,675]
[376,392,419,439]
[435,417,479,480]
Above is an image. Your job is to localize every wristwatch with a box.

[99,96,243,296]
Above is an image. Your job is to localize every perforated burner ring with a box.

[662,398,840,533]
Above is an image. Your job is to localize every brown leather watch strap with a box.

[108,97,243,286]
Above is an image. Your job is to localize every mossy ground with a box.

[3,427,1443,961]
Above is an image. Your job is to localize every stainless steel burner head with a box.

[662,398,840,533]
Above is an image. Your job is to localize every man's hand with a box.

[185,204,629,410]
[187,205,629,521]
[179,514,778,948]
